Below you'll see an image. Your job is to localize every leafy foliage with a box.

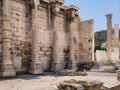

[94,37,106,52]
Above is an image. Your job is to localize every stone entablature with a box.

[0,0,94,77]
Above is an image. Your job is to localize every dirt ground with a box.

[0,72,119,90]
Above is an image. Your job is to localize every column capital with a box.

[67,5,79,20]
[105,14,112,19]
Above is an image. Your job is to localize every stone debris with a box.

[101,85,120,90]
[56,69,87,76]
[91,61,117,73]
[58,79,103,90]
[58,81,84,90]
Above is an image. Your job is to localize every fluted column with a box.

[29,1,43,74]
[106,14,112,61]
[0,0,16,77]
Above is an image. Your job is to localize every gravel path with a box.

[0,72,119,90]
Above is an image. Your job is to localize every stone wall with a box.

[37,5,53,71]
[96,50,107,61]
[10,0,32,72]
[79,19,94,61]
[0,1,2,63]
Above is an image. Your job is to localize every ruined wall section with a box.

[37,5,53,71]
[0,2,2,62]
[79,19,94,61]
[10,0,32,71]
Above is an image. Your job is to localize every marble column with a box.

[29,8,43,74]
[51,12,61,71]
[68,18,77,70]
[106,14,112,61]
[0,0,16,77]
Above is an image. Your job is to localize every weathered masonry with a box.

[0,0,94,77]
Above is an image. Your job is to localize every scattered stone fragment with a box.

[58,82,84,90]
[56,69,87,76]
[58,79,103,90]
[91,61,116,73]
[101,84,120,90]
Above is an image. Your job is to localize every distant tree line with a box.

[94,29,120,52]
[94,37,106,52]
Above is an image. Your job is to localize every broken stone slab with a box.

[58,81,84,90]
[101,84,120,90]
[56,69,87,76]
[78,79,103,90]
[58,79,103,90]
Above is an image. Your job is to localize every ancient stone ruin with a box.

[0,0,94,77]
[92,14,120,73]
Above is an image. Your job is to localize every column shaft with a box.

[68,19,77,70]
[106,14,112,61]
[29,9,43,74]
[51,14,61,71]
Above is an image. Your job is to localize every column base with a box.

[51,62,63,72]
[68,63,78,70]
[29,62,43,75]
[0,64,16,77]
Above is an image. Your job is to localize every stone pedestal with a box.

[0,0,16,77]
[29,8,43,74]
[29,62,43,74]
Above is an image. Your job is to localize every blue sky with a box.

[64,0,120,32]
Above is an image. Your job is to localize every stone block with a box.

[102,84,120,90]
[78,79,103,90]
[58,81,84,90]
[58,79,103,90]
[117,70,120,81]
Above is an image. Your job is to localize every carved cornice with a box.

[66,5,79,20]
